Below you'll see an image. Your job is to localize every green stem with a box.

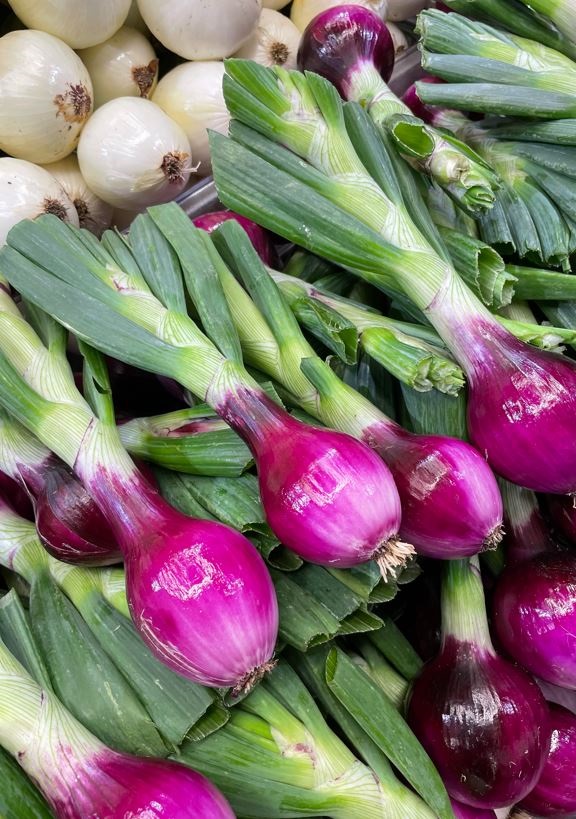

[442,557,494,649]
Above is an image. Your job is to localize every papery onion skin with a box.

[297,4,395,97]
[407,639,550,808]
[74,448,279,689]
[42,155,114,237]
[0,30,93,163]
[365,426,503,559]
[519,704,576,818]
[0,158,79,247]
[152,62,229,175]
[193,210,274,265]
[234,8,303,70]
[77,97,192,210]
[291,0,389,33]
[7,0,132,48]
[493,553,576,689]
[214,387,403,569]
[78,26,159,108]
[136,0,261,60]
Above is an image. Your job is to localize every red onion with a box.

[74,434,279,690]
[401,77,445,125]
[519,704,576,818]
[216,387,403,570]
[193,210,274,266]
[407,558,550,808]
[0,471,33,520]
[364,423,503,558]
[499,481,554,565]
[493,552,576,690]
[297,5,395,101]
[451,799,496,819]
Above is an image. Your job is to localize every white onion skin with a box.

[152,62,229,176]
[77,97,193,210]
[387,20,409,54]
[136,0,262,60]
[234,8,302,69]
[0,157,79,246]
[124,0,148,33]
[0,30,93,163]
[262,0,291,7]
[291,0,388,31]
[7,0,132,48]
[78,26,158,108]
[42,155,114,236]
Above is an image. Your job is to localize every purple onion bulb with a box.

[215,387,405,574]
[493,552,576,689]
[371,427,503,559]
[519,704,576,818]
[193,210,274,266]
[543,493,576,545]
[401,76,445,125]
[451,799,496,819]
[297,5,395,100]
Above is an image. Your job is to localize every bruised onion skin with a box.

[297,5,395,98]
[193,210,274,266]
[406,639,550,807]
[544,493,576,545]
[216,387,403,569]
[74,451,279,690]
[493,553,576,689]
[365,424,503,558]
[451,799,496,819]
[519,704,576,818]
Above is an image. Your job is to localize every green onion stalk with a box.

[416,10,576,118]
[0,495,222,752]
[440,0,576,60]
[0,215,407,580]
[208,220,504,563]
[177,659,443,819]
[209,60,576,495]
[0,287,280,692]
[0,743,52,818]
[294,8,500,214]
[515,0,576,45]
[0,635,237,818]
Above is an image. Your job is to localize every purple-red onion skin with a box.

[544,493,576,546]
[0,471,34,520]
[216,388,402,567]
[401,77,444,125]
[520,704,576,818]
[49,752,235,819]
[493,553,576,689]
[406,638,550,807]
[375,429,503,559]
[450,799,496,819]
[462,323,576,494]
[193,210,274,266]
[297,5,395,98]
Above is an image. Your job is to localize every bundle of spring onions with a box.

[3,3,576,817]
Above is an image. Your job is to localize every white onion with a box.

[387,21,409,55]
[77,97,193,210]
[152,62,228,177]
[291,0,388,31]
[124,0,148,34]
[0,30,93,163]
[7,0,131,48]
[136,0,262,60]
[0,158,79,247]
[42,155,114,236]
[78,26,158,108]
[262,0,291,7]
[387,0,431,21]
[234,9,301,69]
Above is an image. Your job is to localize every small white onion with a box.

[386,0,431,21]
[124,0,148,34]
[291,0,388,31]
[152,62,228,177]
[386,21,409,55]
[0,30,93,163]
[42,155,114,236]
[262,0,291,7]
[77,97,193,210]
[7,0,132,48]
[234,9,301,69]
[136,0,262,60]
[0,157,79,247]
[78,26,158,108]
